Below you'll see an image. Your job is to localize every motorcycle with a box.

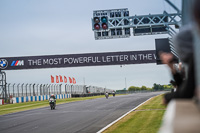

[49,98,56,110]
[105,93,109,99]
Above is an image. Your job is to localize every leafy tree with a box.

[152,83,174,90]
[141,86,147,90]
[128,85,152,91]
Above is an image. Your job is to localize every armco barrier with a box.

[10,94,71,104]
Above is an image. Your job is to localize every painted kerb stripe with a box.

[96,97,152,133]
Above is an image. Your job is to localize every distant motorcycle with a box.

[105,93,109,99]
[49,98,56,110]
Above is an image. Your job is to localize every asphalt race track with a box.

[0,92,164,133]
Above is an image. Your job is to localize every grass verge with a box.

[103,94,166,133]
[0,95,109,115]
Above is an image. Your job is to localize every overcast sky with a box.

[0,0,182,90]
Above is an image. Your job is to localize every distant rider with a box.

[49,94,56,103]
[105,92,109,99]
[112,91,115,97]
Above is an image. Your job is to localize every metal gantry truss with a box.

[0,71,7,101]
[108,12,181,29]
[93,11,181,40]
[92,0,181,39]
[92,0,181,59]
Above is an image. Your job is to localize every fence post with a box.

[53,84,56,94]
[56,85,58,94]
[65,84,67,94]
[12,83,15,97]
[8,83,11,98]
[59,84,62,94]
[70,85,72,94]
[29,84,32,96]
[25,83,28,97]
[48,84,51,95]
[39,84,42,95]
[50,84,53,95]
[45,84,47,95]
[36,84,39,96]
[33,84,36,96]
[17,83,20,97]
[21,83,24,97]
[47,84,49,95]
[43,84,45,95]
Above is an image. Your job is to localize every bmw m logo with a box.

[11,60,24,66]
[0,59,8,69]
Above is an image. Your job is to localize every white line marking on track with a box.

[96,97,152,133]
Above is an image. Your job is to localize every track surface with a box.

[0,92,163,133]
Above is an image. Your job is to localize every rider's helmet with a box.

[50,94,55,98]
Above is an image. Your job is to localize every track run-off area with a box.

[0,92,164,133]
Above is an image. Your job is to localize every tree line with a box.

[128,83,174,91]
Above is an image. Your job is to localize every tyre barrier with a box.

[11,94,71,104]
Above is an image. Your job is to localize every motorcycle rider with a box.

[112,91,115,97]
[49,94,56,110]
[105,92,109,99]
[49,94,56,103]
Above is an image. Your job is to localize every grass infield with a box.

[103,94,166,133]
